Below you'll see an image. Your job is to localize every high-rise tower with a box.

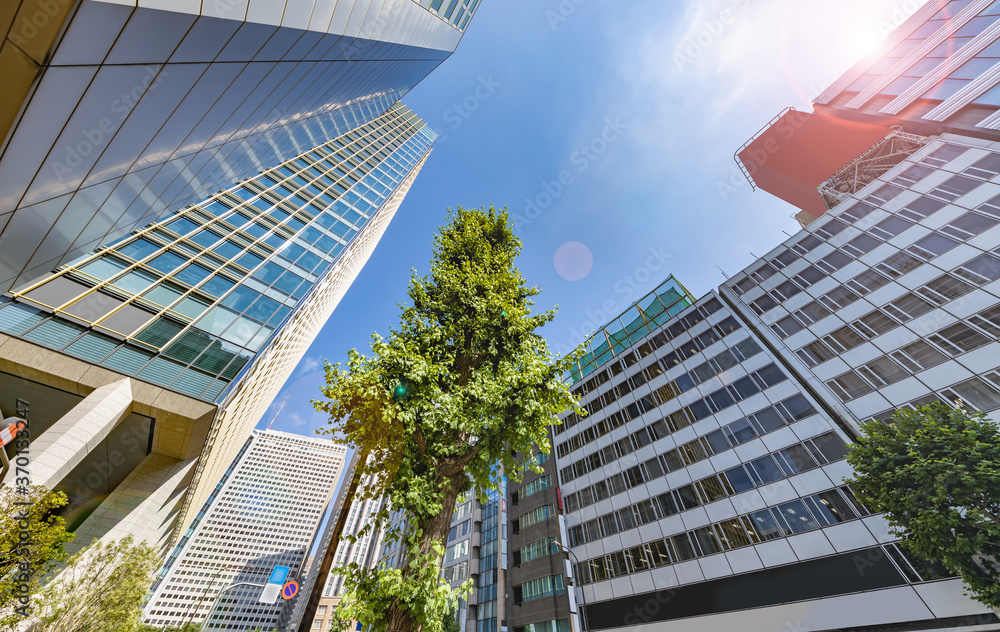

[0,103,436,559]
[142,430,346,630]
[0,0,480,293]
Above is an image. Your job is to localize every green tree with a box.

[845,403,1000,609]
[442,604,461,632]
[316,206,581,632]
[0,485,74,628]
[31,534,162,632]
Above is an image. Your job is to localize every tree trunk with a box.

[384,470,466,632]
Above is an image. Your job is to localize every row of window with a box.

[797,287,1000,372]
[770,203,1000,340]
[561,388,816,492]
[734,145,995,302]
[556,335,760,460]
[567,298,727,398]
[514,504,555,531]
[515,538,559,565]
[514,574,565,603]
[514,475,552,502]
[571,487,867,585]
[824,312,1000,402]
[565,431,849,547]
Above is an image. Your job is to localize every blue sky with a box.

[259,0,926,436]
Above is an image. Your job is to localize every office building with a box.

[0,0,479,294]
[542,5,1000,625]
[0,102,436,560]
[551,161,1000,627]
[142,430,346,631]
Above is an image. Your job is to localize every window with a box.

[917,274,975,305]
[941,377,1000,411]
[920,143,968,168]
[839,202,876,223]
[865,183,905,205]
[828,371,874,401]
[823,325,866,353]
[792,235,822,255]
[751,294,778,315]
[748,455,784,484]
[818,285,860,311]
[892,164,935,186]
[724,466,756,492]
[776,499,822,533]
[750,263,777,283]
[847,269,891,295]
[853,309,899,338]
[815,218,849,240]
[954,253,1000,285]
[929,175,980,201]
[883,293,935,322]
[779,394,817,421]
[813,251,851,277]
[907,233,959,260]
[941,212,1000,240]
[841,234,881,258]
[891,340,949,373]
[770,249,799,269]
[898,196,947,222]
[870,216,914,241]
[796,340,837,367]
[521,575,565,601]
[962,152,1000,179]
[754,364,786,388]
[793,266,826,288]
[857,356,909,388]
[772,315,805,338]
[794,300,831,325]
[929,322,992,355]
[777,444,818,474]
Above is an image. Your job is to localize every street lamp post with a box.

[553,540,588,632]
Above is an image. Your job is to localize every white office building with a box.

[143,430,346,631]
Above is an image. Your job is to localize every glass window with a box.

[776,499,821,533]
[723,465,755,493]
[748,455,785,484]
[748,509,786,541]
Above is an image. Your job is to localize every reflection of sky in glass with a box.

[570,276,694,382]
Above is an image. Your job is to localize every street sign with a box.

[259,565,291,604]
[282,580,299,600]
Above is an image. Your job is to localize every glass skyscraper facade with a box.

[0,103,433,403]
[0,103,439,567]
[143,430,346,630]
[0,0,479,294]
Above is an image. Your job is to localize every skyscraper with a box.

[142,430,346,631]
[0,0,480,294]
[0,103,436,559]
[736,0,1000,226]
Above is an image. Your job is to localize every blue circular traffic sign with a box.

[282,580,299,600]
